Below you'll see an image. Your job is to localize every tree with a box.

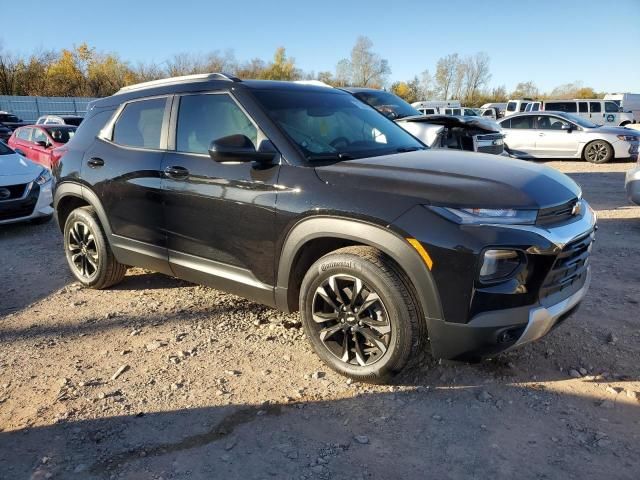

[434,53,460,100]
[511,81,539,99]
[336,36,391,87]
[462,52,491,103]
[260,47,299,81]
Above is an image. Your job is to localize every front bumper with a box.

[0,180,53,225]
[625,164,640,205]
[614,140,639,161]
[421,201,597,360]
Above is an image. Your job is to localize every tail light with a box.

[50,146,68,168]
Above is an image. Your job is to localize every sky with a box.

[2,0,639,93]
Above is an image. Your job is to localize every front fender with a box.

[275,215,444,326]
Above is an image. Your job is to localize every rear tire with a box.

[299,246,423,383]
[583,140,613,164]
[63,206,127,289]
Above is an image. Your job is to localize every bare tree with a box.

[462,52,491,102]
[336,36,391,87]
[434,53,460,100]
[511,81,539,99]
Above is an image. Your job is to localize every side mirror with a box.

[208,134,276,164]
[561,124,572,131]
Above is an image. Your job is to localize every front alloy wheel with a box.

[311,274,391,366]
[584,140,613,163]
[300,246,424,382]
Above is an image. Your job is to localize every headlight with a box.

[429,206,537,225]
[617,134,639,141]
[35,168,52,185]
[479,249,522,282]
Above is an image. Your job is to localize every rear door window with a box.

[16,128,32,141]
[579,102,588,113]
[509,116,533,129]
[112,97,167,149]
[506,102,516,112]
[589,102,601,113]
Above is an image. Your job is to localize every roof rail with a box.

[116,72,241,94]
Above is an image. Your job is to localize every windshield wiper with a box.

[307,152,356,161]
[395,146,425,153]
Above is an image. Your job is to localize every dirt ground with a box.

[1,160,639,480]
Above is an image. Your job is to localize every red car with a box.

[8,125,76,169]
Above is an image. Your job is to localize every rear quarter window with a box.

[507,102,516,112]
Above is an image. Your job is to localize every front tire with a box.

[299,246,423,382]
[583,140,613,164]
[63,206,127,289]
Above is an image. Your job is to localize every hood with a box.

[399,115,502,133]
[595,125,640,136]
[0,152,43,179]
[315,150,581,209]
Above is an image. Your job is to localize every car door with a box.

[589,101,603,124]
[604,101,620,125]
[533,115,579,157]
[161,91,280,304]
[84,96,171,273]
[502,115,535,156]
[30,128,52,167]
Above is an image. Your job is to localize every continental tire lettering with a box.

[320,260,352,272]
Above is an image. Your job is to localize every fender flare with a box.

[54,182,114,237]
[275,216,443,323]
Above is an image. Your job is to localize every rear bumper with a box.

[625,165,640,205]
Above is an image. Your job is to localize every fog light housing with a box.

[480,249,521,282]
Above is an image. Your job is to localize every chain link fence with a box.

[0,96,99,122]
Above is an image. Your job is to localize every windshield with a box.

[559,113,599,128]
[252,89,425,162]
[0,141,13,155]
[351,91,421,119]
[45,127,76,143]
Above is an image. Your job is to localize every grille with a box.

[476,134,505,155]
[540,231,594,305]
[537,199,579,226]
[0,183,28,201]
[0,182,38,221]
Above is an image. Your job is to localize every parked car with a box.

[0,141,54,225]
[504,99,535,117]
[479,107,502,120]
[0,111,30,130]
[36,115,84,126]
[604,93,640,122]
[53,73,596,381]
[412,100,461,115]
[499,112,639,163]
[481,103,507,117]
[0,123,11,142]
[525,99,635,127]
[625,161,640,205]
[441,107,480,116]
[8,125,76,168]
[342,88,505,155]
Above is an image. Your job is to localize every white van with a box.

[604,93,640,122]
[412,100,461,115]
[504,99,535,117]
[525,99,635,126]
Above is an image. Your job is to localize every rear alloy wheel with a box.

[63,207,127,289]
[583,140,613,164]
[300,246,423,382]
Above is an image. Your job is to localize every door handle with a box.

[87,157,104,168]
[164,165,190,180]
[538,132,545,136]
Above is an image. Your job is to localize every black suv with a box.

[53,73,596,382]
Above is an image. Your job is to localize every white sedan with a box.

[0,141,54,225]
[499,112,639,163]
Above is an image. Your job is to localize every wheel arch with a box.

[275,216,443,324]
[581,138,613,162]
[54,182,113,237]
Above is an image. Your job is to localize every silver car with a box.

[499,112,640,163]
[626,162,640,205]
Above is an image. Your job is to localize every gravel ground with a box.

[0,160,639,480]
